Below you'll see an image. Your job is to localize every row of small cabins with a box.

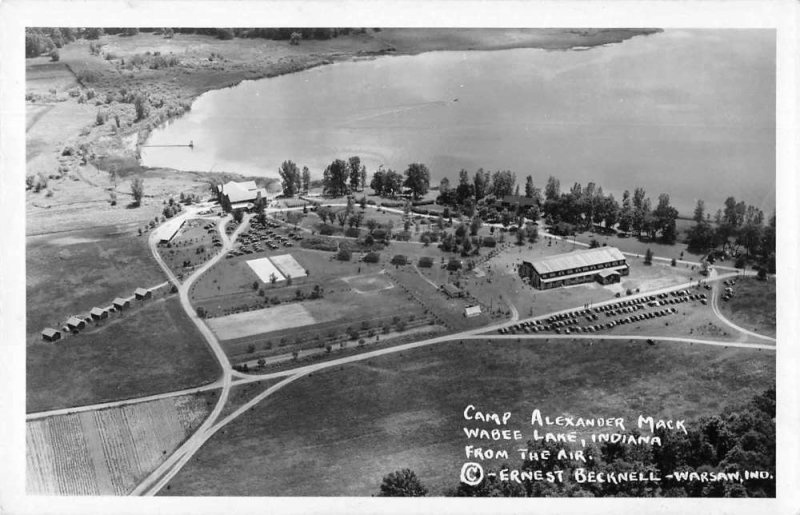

[41,287,154,342]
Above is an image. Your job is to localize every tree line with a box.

[378,388,775,497]
[686,197,775,273]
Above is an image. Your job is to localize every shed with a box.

[66,316,86,331]
[113,297,131,310]
[134,288,152,300]
[90,307,108,320]
[464,305,482,318]
[41,328,61,342]
[443,283,463,298]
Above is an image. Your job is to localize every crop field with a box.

[27,297,220,413]
[161,338,774,496]
[27,393,213,495]
[207,303,318,340]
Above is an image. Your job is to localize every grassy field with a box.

[26,226,166,337]
[27,297,220,413]
[27,392,214,495]
[161,337,773,496]
[717,277,776,338]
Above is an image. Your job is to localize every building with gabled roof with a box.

[217,181,272,212]
[66,316,86,331]
[90,307,108,320]
[520,246,628,290]
[134,287,152,300]
[42,328,61,342]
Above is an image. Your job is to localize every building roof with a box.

[596,269,621,279]
[42,328,60,337]
[67,316,84,327]
[465,305,482,316]
[90,307,106,316]
[526,247,626,275]
[540,264,628,284]
[135,287,149,296]
[443,283,462,295]
[113,297,130,305]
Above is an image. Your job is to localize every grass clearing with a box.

[27,297,220,413]
[26,226,165,337]
[27,392,213,495]
[717,277,776,338]
[161,337,773,496]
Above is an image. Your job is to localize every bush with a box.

[363,252,380,263]
[301,236,338,252]
[344,227,360,238]
[96,110,108,125]
[447,258,462,271]
[418,256,434,268]
[336,248,352,261]
[372,229,388,241]
[391,255,408,266]
[482,236,497,247]
[49,48,60,62]
[217,28,235,40]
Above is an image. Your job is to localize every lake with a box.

[141,29,775,215]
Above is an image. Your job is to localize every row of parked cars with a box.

[498,287,710,335]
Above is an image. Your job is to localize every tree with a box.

[491,170,516,198]
[469,216,482,236]
[49,48,60,62]
[360,165,367,191]
[322,159,349,196]
[644,248,654,265]
[133,93,149,122]
[524,175,535,198]
[366,218,379,234]
[232,209,244,223]
[653,193,679,244]
[301,166,311,193]
[545,176,560,201]
[378,469,428,497]
[348,156,361,192]
[693,199,706,224]
[269,272,277,287]
[403,163,430,200]
[289,32,301,45]
[686,222,716,253]
[473,168,489,201]
[130,177,144,206]
[279,160,301,196]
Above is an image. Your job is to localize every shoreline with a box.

[130,28,663,177]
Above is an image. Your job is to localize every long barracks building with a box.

[520,247,629,290]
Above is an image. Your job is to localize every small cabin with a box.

[41,328,61,342]
[112,297,131,310]
[464,305,482,318]
[134,288,152,300]
[90,307,108,320]
[66,316,86,332]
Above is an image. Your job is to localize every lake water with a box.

[141,30,775,215]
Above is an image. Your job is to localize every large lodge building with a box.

[520,247,629,290]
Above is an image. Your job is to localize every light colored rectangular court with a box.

[207,303,317,340]
[270,254,307,279]
[246,257,285,283]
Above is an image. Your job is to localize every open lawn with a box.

[161,337,774,496]
[717,277,776,338]
[27,297,220,413]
